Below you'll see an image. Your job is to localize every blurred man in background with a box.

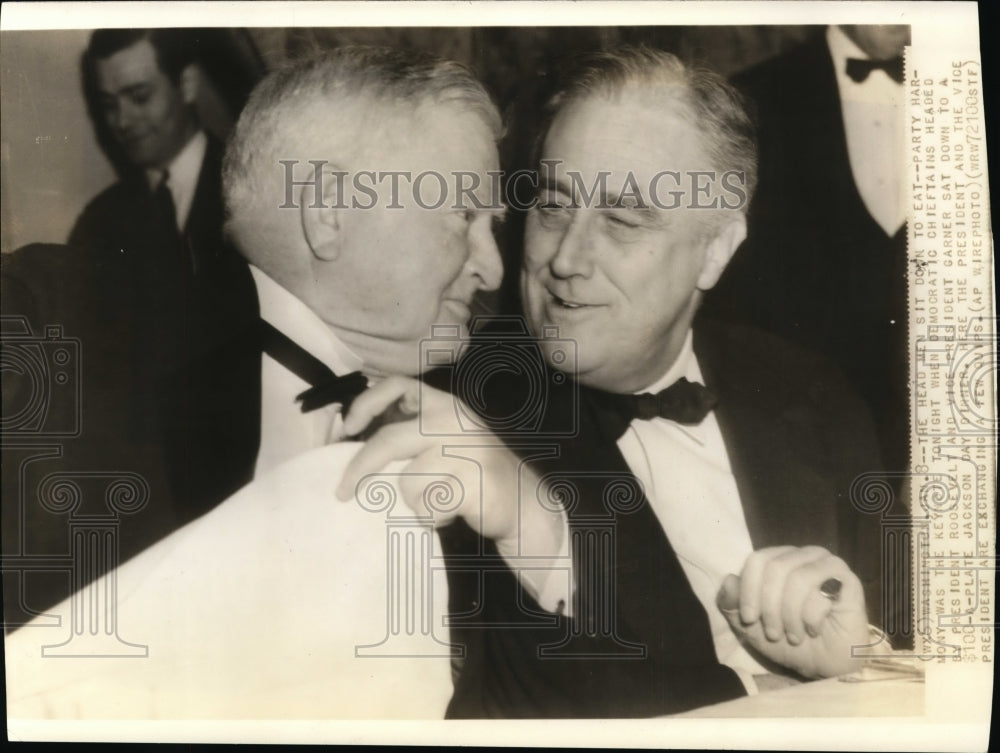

[706,25,910,483]
[71,28,228,282]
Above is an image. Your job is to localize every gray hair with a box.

[223,46,502,253]
[541,45,757,209]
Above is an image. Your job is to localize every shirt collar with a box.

[145,130,207,192]
[827,25,902,96]
[827,23,870,67]
[637,330,701,395]
[146,131,208,191]
[631,330,710,442]
[249,265,364,377]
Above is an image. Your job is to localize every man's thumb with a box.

[716,573,742,627]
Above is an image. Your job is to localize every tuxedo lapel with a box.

[183,137,226,274]
[158,269,262,524]
[693,321,839,552]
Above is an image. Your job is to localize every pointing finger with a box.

[342,376,419,437]
[335,420,425,500]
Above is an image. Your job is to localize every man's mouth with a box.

[443,298,472,321]
[120,132,153,148]
[550,292,594,310]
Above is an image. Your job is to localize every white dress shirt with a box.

[616,332,768,690]
[5,444,454,720]
[827,25,906,237]
[250,265,364,477]
[251,267,569,613]
[145,130,208,232]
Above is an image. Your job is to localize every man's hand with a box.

[335,377,564,556]
[717,546,869,680]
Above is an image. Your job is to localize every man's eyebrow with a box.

[537,176,574,196]
[538,177,658,217]
[100,83,151,99]
[536,178,579,208]
[603,191,657,213]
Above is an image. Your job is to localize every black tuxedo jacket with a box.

[442,317,884,718]
[702,31,909,476]
[69,135,227,281]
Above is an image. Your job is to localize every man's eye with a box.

[606,213,638,229]
[129,88,152,105]
[537,190,572,210]
[533,204,572,230]
[537,200,572,215]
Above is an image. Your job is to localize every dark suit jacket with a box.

[69,134,228,281]
[442,317,884,718]
[1,232,255,628]
[702,31,909,476]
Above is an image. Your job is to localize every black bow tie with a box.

[590,377,718,440]
[258,321,368,414]
[297,372,369,413]
[846,56,904,84]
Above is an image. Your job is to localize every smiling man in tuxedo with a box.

[346,46,887,718]
[519,46,887,715]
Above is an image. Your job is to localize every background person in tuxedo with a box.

[344,47,889,717]
[704,25,910,483]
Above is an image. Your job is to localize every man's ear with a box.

[301,164,345,262]
[179,65,199,106]
[696,213,746,291]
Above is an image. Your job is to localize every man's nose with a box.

[112,98,139,132]
[549,213,593,279]
[468,223,504,292]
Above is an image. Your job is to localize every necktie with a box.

[153,171,212,277]
[153,170,182,243]
[589,377,718,440]
[846,56,905,84]
[259,321,369,414]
